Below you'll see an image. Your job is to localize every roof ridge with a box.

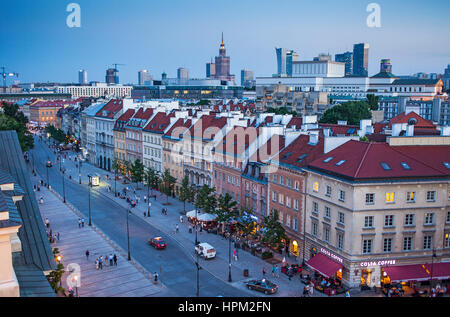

[354,142,371,178]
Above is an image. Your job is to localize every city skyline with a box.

[1,0,449,84]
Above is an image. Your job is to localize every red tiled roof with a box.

[308,140,449,180]
[125,107,154,128]
[95,99,123,118]
[286,117,303,129]
[216,126,261,157]
[188,114,228,140]
[143,112,172,134]
[388,111,436,129]
[114,109,135,131]
[250,134,285,163]
[163,118,192,139]
[274,135,325,169]
[319,123,359,136]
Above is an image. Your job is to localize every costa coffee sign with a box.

[320,248,343,263]
[360,259,396,267]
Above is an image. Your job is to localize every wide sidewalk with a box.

[50,149,333,297]
[35,180,169,297]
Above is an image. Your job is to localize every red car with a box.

[149,237,167,249]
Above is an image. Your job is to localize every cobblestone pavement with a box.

[36,184,169,297]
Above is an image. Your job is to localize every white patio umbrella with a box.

[186,210,201,219]
[197,213,218,222]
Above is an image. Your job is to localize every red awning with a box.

[306,253,343,278]
[383,264,430,282]
[423,262,450,280]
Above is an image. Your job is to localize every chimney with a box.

[309,132,319,145]
[441,126,450,136]
[406,124,414,137]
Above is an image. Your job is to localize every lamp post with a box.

[429,248,437,296]
[62,167,66,203]
[78,160,82,184]
[195,249,201,297]
[114,167,117,197]
[126,208,131,261]
[88,175,92,226]
[46,162,49,189]
[148,202,151,217]
[228,232,232,282]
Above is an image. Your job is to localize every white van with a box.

[195,242,216,259]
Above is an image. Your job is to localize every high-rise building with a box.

[276,48,287,76]
[177,67,189,79]
[138,70,152,86]
[206,62,215,78]
[443,65,450,90]
[106,68,119,84]
[240,69,254,87]
[78,69,88,84]
[352,43,369,77]
[380,59,392,74]
[286,50,299,77]
[210,33,235,83]
[335,52,353,76]
[313,53,332,62]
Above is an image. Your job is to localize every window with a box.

[423,236,433,250]
[384,215,394,227]
[338,212,345,224]
[406,192,415,203]
[294,199,299,211]
[325,186,332,197]
[405,214,415,226]
[365,193,375,205]
[279,176,284,186]
[403,237,413,251]
[385,192,395,203]
[294,219,298,232]
[312,202,318,214]
[313,182,319,192]
[286,196,291,208]
[294,181,299,191]
[337,233,344,249]
[445,233,450,248]
[364,216,374,228]
[325,206,331,219]
[339,190,345,202]
[426,191,436,202]
[447,212,450,224]
[362,239,373,254]
[278,193,284,205]
[424,213,435,225]
[273,175,277,183]
[324,227,330,242]
[383,238,393,253]
[272,191,277,202]
[287,178,292,188]
[312,222,318,237]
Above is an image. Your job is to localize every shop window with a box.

[447,212,450,224]
[291,240,299,256]
[406,191,415,202]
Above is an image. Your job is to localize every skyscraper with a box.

[241,69,254,87]
[210,33,235,83]
[106,68,119,84]
[335,52,353,76]
[380,59,392,74]
[206,62,215,78]
[78,69,88,84]
[138,70,152,86]
[177,67,189,79]
[286,50,299,77]
[352,43,369,77]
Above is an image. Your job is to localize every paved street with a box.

[37,185,167,297]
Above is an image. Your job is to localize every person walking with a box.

[262,267,266,277]
[98,256,103,270]
[56,232,60,241]
[40,197,44,204]
[95,258,99,270]
[45,218,50,228]
[180,215,183,223]
[85,249,89,260]
[78,218,82,228]
[144,195,147,203]
[113,254,117,266]
[271,265,275,277]
[104,255,109,267]
[275,265,279,278]
[81,218,85,227]
[109,254,113,266]
[154,272,158,283]
[176,224,179,233]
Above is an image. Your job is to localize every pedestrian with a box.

[81,218,85,227]
[95,258,99,270]
[262,267,266,277]
[144,195,147,203]
[271,266,275,277]
[309,282,314,296]
[40,197,44,204]
[109,254,113,266]
[85,249,89,260]
[78,218,81,228]
[45,218,50,228]
[113,254,117,266]
[180,215,183,223]
[154,272,158,283]
[104,255,108,267]
[275,265,279,277]
[176,224,179,233]
[56,232,60,241]
[37,185,40,191]
[233,249,238,261]
[99,256,103,269]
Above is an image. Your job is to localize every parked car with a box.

[245,279,278,295]
[46,160,52,167]
[149,237,167,250]
[195,242,216,259]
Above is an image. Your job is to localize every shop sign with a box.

[320,248,343,263]
[360,259,396,267]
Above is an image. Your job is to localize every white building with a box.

[56,83,132,98]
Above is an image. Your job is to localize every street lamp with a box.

[228,226,233,282]
[78,160,82,184]
[88,174,92,226]
[429,248,437,296]
[147,202,151,217]
[62,167,66,203]
[126,208,131,261]
[46,160,50,189]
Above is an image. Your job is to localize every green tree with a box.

[47,248,65,294]
[261,209,287,250]
[160,169,176,205]
[130,159,145,189]
[216,193,238,234]
[319,101,372,126]
[366,94,380,111]
[195,184,217,214]
[2,103,28,125]
[0,114,34,152]
[144,166,159,198]
[236,205,257,242]
[179,175,194,213]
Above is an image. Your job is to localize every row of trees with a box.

[0,102,34,151]
[45,124,68,144]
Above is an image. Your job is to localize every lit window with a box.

[385,192,395,203]
[313,182,319,192]
[406,192,415,202]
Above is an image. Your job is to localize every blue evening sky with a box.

[1,0,449,84]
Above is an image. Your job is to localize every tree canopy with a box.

[261,209,287,248]
[0,103,34,152]
[319,101,372,125]
[265,107,297,116]
[366,94,380,111]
